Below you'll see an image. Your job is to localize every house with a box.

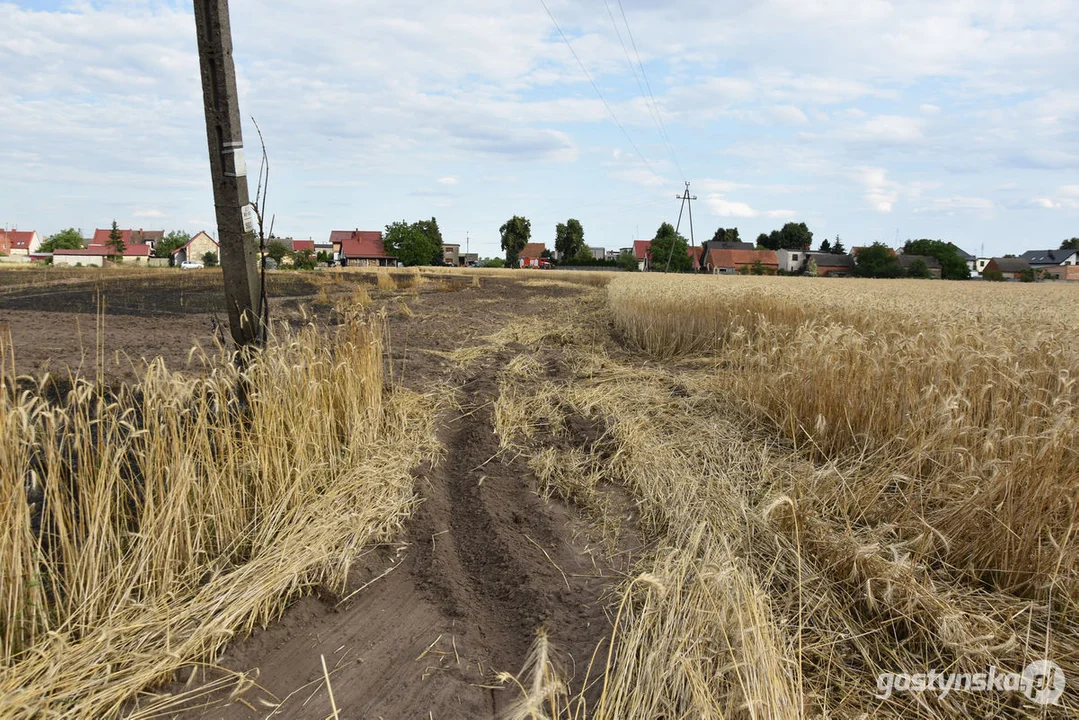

[897,254,942,279]
[983,257,1031,280]
[329,230,397,267]
[687,245,703,272]
[632,240,652,271]
[172,231,219,265]
[290,239,316,254]
[52,243,152,266]
[975,257,991,274]
[588,246,606,261]
[776,248,808,273]
[519,242,547,268]
[705,249,779,274]
[806,252,856,277]
[3,230,42,256]
[443,243,460,265]
[1020,248,1079,269]
[950,245,978,274]
[92,228,164,249]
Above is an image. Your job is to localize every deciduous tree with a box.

[853,242,903,278]
[554,218,585,260]
[40,228,85,253]
[500,215,531,267]
[651,222,692,273]
[902,238,970,280]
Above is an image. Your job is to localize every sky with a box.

[2,0,1078,259]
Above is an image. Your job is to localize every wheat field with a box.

[495,273,1078,717]
[0,314,436,718]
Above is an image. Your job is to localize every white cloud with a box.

[857,166,902,213]
[916,196,994,214]
[437,176,458,185]
[133,208,166,219]
[706,195,759,218]
[920,103,941,115]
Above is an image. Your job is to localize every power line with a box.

[616,0,685,181]
[538,0,658,178]
[601,0,666,148]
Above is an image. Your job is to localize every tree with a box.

[500,215,531,267]
[902,238,970,280]
[384,220,439,267]
[616,250,639,271]
[201,251,219,268]
[292,249,316,270]
[316,250,333,265]
[853,242,904,278]
[40,228,85,253]
[155,230,190,259]
[818,238,832,253]
[831,236,846,254]
[650,222,692,273]
[711,227,741,244]
[757,222,814,251]
[906,258,932,278]
[108,220,125,258]
[1060,238,1079,250]
[266,239,290,265]
[479,256,506,268]
[805,257,819,276]
[554,218,585,260]
[412,217,444,265]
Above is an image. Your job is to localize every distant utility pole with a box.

[665,181,698,272]
[193,0,265,349]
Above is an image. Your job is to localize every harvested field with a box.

[1,267,1076,718]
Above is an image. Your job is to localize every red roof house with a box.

[3,230,41,255]
[91,228,164,248]
[519,242,547,268]
[290,239,316,254]
[0,231,9,255]
[705,249,779,274]
[330,230,397,267]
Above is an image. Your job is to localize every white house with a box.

[776,248,807,273]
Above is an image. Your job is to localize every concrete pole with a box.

[193,0,265,348]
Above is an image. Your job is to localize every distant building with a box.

[776,249,808,273]
[807,252,856,277]
[52,242,152,267]
[1020,248,1079,269]
[172,231,219,265]
[984,257,1031,280]
[588,246,605,260]
[519,242,547,268]
[91,228,163,249]
[705,249,779,274]
[330,230,397,267]
[632,240,652,271]
[897,253,942,279]
[443,243,460,265]
[2,230,42,256]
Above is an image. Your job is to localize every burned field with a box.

[1,268,1077,718]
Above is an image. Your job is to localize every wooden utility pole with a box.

[193,0,265,348]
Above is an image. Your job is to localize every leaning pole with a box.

[193,0,265,349]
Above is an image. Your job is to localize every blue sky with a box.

[2,0,1078,258]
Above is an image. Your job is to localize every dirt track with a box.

[125,276,642,718]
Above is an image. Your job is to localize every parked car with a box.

[180,260,204,270]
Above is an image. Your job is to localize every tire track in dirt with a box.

[156,285,635,718]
